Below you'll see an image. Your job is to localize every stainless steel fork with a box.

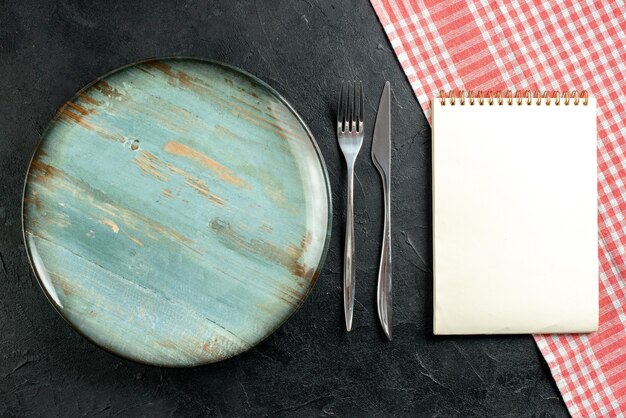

[337,81,364,332]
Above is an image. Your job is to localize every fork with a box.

[337,81,364,332]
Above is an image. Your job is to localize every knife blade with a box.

[371,81,392,340]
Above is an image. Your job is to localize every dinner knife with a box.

[372,81,392,340]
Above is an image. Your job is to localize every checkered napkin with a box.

[370,0,626,415]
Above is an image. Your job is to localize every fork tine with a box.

[358,82,364,132]
[337,82,345,131]
[348,81,355,132]
[345,82,350,132]
[344,81,349,132]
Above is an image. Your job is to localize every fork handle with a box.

[344,164,356,332]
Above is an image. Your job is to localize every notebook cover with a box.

[432,96,598,335]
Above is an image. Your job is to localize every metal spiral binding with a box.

[439,90,589,106]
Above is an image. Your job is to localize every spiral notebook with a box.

[432,91,598,335]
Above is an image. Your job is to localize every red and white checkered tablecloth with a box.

[370,0,626,416]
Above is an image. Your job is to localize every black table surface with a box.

[0,0,568,416]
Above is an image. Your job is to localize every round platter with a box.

[22,58,331,367]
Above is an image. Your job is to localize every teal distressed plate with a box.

[22,58,331,367]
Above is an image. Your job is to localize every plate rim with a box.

[21,56,333,367]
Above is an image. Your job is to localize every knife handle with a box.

[377,179,392,340]
[343,165,356,332]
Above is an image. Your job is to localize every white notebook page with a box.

[432,97,598,334]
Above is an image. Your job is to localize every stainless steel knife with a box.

[371,81,392,340]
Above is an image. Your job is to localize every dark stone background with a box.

[0,0,568,416]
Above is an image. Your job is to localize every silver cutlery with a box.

[337,81,364,332]
[372,81,392,340]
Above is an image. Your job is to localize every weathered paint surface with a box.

[22,58,331,367]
